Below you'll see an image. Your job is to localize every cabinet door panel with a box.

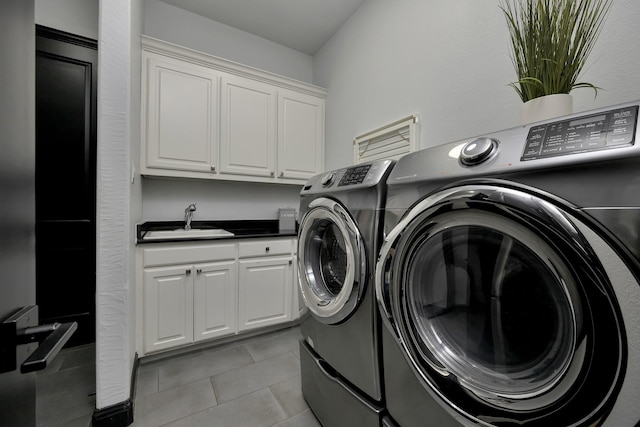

[238,257,292,331]
[278,90,324,180]
[145,54,218,172]
[144,266,194,353]
[220,77,276,177]
[194,261,237,341]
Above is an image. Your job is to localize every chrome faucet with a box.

[184,203,197,230]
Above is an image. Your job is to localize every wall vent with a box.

[353,114,418,164]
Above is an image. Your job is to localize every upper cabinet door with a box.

[220,76,276,177]
[143,53,219,173]
[277,90,325,180]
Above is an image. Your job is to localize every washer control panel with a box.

[521,105,638,161]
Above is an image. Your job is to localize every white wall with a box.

[143,0,314,83]
[142,178,301,221]
[96,0,142,410]
[35,0,98,39]
[315,0,640,170]
[129,0,144,410]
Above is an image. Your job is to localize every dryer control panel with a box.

[521,105,638,161]
[301,159,394,194]
[338,164,371,186]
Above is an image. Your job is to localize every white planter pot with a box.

[520,94,573,125]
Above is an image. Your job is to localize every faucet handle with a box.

[186,203,197,212]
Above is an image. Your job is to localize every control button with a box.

[460,138,499,166]
[320,172,335,186]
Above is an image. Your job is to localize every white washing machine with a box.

[298,159,394,427]
[376,102,640,426]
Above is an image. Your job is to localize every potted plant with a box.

[500,0,613,123]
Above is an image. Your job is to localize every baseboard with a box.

[91,353,139,427]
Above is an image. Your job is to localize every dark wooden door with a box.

[35,27,97,346]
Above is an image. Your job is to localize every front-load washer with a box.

[298,159,394,426]
[375,101,640,426]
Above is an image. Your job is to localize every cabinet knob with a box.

[186,269,191,275]
[279,171,284,177]
[265,246,270,253]
[270,171,275,177]
[211,165,216,172]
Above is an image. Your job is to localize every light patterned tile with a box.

[36,389,95,427]
[58,345,95,371]
[158,345,254,391]
[270,375,308,417]
[36,363,95,398]
[273,409,322,427]
[244,327,303,362]
[49,413,92,427]
[164,388,287,427]
[134,378,216,427]
[211,353,300,403]
[135,365,158,398]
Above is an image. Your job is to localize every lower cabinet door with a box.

[193,260,238,341]
[238,256,293,332]
[143,265,194,353]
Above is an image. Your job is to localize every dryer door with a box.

[376,182,629,426]
[298,197,366,324]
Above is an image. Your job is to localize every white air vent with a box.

[353,115,418,164]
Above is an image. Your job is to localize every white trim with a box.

[141,36,327,98]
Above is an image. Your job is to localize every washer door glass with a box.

[298,198,365,324]
[377,184,626,423]
[405,213,578,400]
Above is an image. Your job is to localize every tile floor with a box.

[36,342,96,427]
[36,325,321,427]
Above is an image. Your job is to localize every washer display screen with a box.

[521,105,638,160]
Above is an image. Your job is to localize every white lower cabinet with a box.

[238,256,293,332]
[140,238,296,355]
[144,265,194,353]
[194,261,237,342]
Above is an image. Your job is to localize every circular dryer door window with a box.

[377,183,625,425]
[298,197,366,324]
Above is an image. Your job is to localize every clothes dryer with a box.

[376,102,640,426]
[298,159,394,426]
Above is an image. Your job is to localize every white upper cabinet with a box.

[140,37,326,184]
[220,77,277,177]
[143,53,219,173]
[277,89,324,181]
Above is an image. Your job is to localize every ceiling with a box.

[159,0,367,55]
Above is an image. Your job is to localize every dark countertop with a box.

[136,219,298,244]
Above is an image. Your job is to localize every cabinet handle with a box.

[186,269,191,275]
[265,246,270,253]
[289,260,292,265]
[196,268,202,274]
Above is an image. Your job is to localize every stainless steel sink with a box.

[143,228,234,240]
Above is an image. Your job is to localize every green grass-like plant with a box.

[500,0,612,103]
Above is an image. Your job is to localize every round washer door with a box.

[298,197,366,324]
[376,182,627,426]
